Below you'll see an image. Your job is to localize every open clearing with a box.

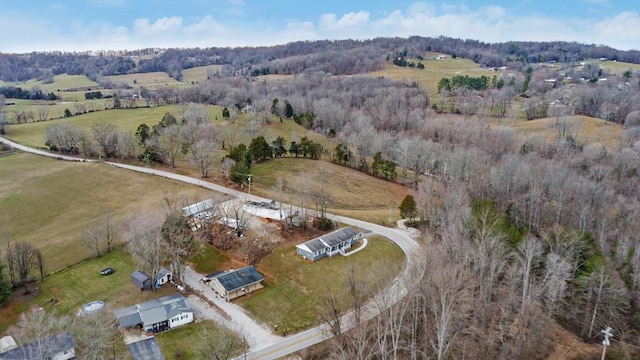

[104,71,186,89]
[250,158,408,225]
[370,57,496,98]
[241,235,405,333]
[0,152,214,271]
[181,65,224,83]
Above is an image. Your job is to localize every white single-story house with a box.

[208,266,264,301]
[156,267,172,287]
[437,54,448,60]
[296,226,361,262]
[114,293,194,333]
[0,332,76,360]
[182,199,216,220]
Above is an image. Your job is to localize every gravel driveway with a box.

[183,266,281,350]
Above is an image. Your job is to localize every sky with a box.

[1,0,638,53]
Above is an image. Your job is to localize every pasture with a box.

[0,152,214,271]
[250,158,407,225]
[598,60,640,75]
[370,56,496,97]
[104,71,186,89]
[242,235,405,333]
[181,65,224,83]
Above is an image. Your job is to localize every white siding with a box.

[169,312,193,329]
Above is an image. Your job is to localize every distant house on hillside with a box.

[437,54,448,60]
[0,332,76,360]
[114,293,194,334]
[296,226,361,262]
[207,265,264,301]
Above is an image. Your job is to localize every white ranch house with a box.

[114,293,194,333]
[296,226,361,261]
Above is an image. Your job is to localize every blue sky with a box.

[1,1,638,53]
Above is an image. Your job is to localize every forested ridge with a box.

[2,36,640,82]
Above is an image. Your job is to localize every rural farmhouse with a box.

[114,293,194,333]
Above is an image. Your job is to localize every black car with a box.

[100,267,115,275]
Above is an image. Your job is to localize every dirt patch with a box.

[546,321,599,360]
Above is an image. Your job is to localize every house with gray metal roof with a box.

[296,226,361,261]
[208,265,264,301]
[114,293,193,333]
[0,332,76,360]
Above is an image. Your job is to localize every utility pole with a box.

[601,326,613,360]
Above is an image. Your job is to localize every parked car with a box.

[100,267,115,275]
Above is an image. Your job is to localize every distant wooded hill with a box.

[1,36,639,82]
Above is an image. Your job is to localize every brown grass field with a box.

[250,158,408,225]
[181,65,223,83]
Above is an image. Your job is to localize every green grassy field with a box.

[38,74,100,91]
[0,152,213,271]
[156,320,243,360]
[241,235,405,333]
[370,56,496,98]
[4,106,179,147]
[597,60,640,75]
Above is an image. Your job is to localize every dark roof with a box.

[127,338,164,360]
[215,266,264,292]
[320,227,358,247]
[132,270,151,282]
[114,305,142,328]
[157,267,171,278]
[0,332,75,360]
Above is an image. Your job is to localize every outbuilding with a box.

[155,267,172,287]
[131,270,152,290]
[208,265,264,301]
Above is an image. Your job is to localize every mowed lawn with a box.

[241,235,405,333]
[0,152,213,271]
[251,158,408,224]
[156,319,243,360]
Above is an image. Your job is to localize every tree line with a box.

[3,36,640,82]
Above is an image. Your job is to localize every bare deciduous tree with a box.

[6,241,43,294]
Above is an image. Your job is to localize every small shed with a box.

[131,270,151,290]
[156,267,172,287]
[208,266,264,301]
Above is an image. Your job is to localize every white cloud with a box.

[2,3,639,53]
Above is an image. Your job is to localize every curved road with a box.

[0,136,424,359]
